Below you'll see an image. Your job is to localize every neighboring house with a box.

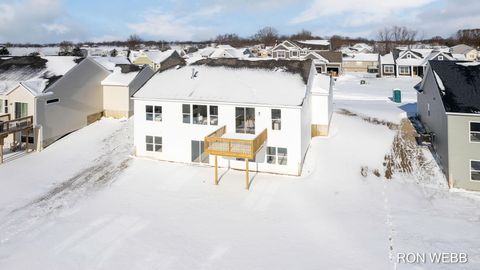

[198,45,253,59]
[416,61,480,191]
[272,40,342,76]
[450,44,478,61]
[132,49,185,71]
[1,57,111,150]
[379,49,455,77]
[340,43,374,54]
[101,65,155,119]
[343,53,379,73]
[131,59,333,179]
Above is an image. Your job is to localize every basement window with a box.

[146,135,162,152]
[470,122,480,142]
[266,147,288,165]
[471,160,480,181]
[46,98,59,104]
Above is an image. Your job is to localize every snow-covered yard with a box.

[0,73,479,269]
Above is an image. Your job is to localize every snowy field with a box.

[1,73,480,269]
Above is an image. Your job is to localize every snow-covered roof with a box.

[20,80,48,96]
[0,56,77,95]
[380,53,395,65]
[133,66,308,107]
[101,67,139,86]
[297,40,330,46]
[343,53,379,62]
[92,56,130,71]
[142,49,177,64]
[451,44,476,55]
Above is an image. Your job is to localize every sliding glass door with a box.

[191,140,209,163]
[14,102,28,119]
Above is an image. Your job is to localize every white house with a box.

[1,57,111,152]
[132,60,333,182]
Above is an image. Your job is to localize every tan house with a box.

[132,49,184,71]
[101,65,155,118]
[342,53,379,73]
[450,44,478,61]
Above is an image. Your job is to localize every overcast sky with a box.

[0,0,479,43]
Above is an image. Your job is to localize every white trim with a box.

[446,112,480,117]
[469,159,480,182]
[131,97,304,109]
[469,121,480,143]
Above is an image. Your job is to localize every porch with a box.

[204,126,267,189]
[0,114,35,164]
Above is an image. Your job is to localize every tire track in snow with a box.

[0,120,133,244]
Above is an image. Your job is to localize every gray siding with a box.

[447,114,480,191]
[417,68,449,173]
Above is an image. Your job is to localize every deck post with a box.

[245,159,249,190]
[214,155,218,185]
[26,129,29,153]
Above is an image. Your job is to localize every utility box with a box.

[393,89,402,103]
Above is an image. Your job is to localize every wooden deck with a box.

[0,115,34,138]
[204,126,267,160]
[0,114,34,164]
[204,126,268,189]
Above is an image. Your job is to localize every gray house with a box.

[416,60,480,191]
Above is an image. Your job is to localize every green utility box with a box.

[393,89,402,103]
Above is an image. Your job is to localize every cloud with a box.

[127,8,222,41]
[290,0,434,25]
[0,0,82,43]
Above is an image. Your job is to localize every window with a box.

[438,55,444,61]
[427,103,431,117]
[384,65,394,74]
[235,107,255,134]
[4,100,7,114]
[210,106,218,125]
[46,98,59,104]
[406,54,411,59]
[399,66,410,75]
[14,102,28,119]
[192,105,208,125]
[266,147,288,165]
[471,160,480,181]
[271,109,281,130]
[182,104,191,123]
[146,135,162,152]
[291,51,299,57]
[146,105,162,121]
[277,51,286,58]
[470,122,480,142]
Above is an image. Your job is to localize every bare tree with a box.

[254,26,279,46]
[377,26,418,54]
[290,29,313,40]
[126,34,143,50]
[59,41,73,55]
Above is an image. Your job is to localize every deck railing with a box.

[205,126,267,160]
[0,115,34,138]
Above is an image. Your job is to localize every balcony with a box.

[204,126,268,190]
[0,115,34,139]
[204,126,267,160]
